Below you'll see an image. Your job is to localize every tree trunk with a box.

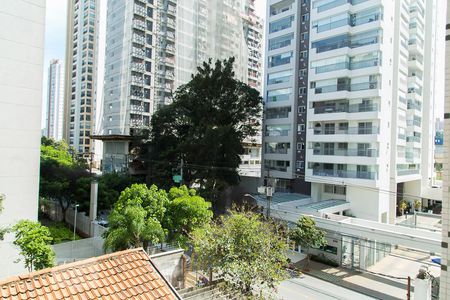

[143,240,149,252]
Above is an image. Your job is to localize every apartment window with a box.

[324,184,346,195]
[301,13,309,22]
[301,32,309,40]
[300,51,308,59]
[299,87,307,95]
[267,70,292,85]
[269,51,293,68]
[269,16,295,34]
[299,69,307,77]
[298,106,306,113]
[268,33,294,50]
[296,161,304,169]
[298,124,305,132]
[297,143,305,150]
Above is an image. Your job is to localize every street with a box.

[277,274,376,300]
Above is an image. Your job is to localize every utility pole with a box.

[266,186,273,218]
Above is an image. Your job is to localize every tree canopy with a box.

[103,184,167,251]
[192,211,289,298]
[147,58,262,200]
[164,186,213,247]
[39,137,89,220]
[289,216,327,270]
[13,220,55,272]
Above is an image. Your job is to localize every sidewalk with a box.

[297,260,409,300]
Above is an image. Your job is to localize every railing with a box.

[406,136,421,143]
[407,101,422,111]
[134,5,146,17]
[312,169,377,180]
[270,6,293,16]
[315,36,378,53]
[314,103,378,114]
[312,148,378,157]
[397,169,420,176]
[350,59,380,70]
[406,119,422,127]
[131,62,145,71]
[265,130,290,137]
[265,148,289,154]
[265,165,289,172]
[316,18,349,33]
[314,81,378,94]
[269,39,293,51]
[314,59,380,74]
[316,0,370,12]
[315,62,349,74]
[132,34,145,45]
[313,126,379,135]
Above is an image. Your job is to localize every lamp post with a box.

[73,204,79,241]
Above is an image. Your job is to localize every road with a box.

[277,274,376,300]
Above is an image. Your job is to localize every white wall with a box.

[0,0,46,279]
[0,0,45,226]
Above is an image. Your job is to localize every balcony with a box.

[406,136,421,143]
[314,81,378,94]
[131,48,145,59]
[134,5,146,18]
[397,169,420,176]
[131,76,144,86]
[131,63,145,72]
[133,20,146,31]
[314,59,380,74]
[312,148,378,157]
[312,169,377,180]
[313,103,378,114]
[130,104,144,113]
[132,34,145,46]
[313,126,379,135]
[315,0,370,12]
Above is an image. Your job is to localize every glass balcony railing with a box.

[314,59,380,74]
[313,126,379,135]
[312,169,377,180]
[314,81,378,94]
[312,148,378,157]
[314,103,378,114]
[406,136,421,143]
[397,169,420,176]
[316,0,370,13]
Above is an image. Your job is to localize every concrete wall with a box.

[150,250,185,289]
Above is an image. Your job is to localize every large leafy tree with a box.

[103,184,168,251]
[13,220,55,272]
[164,186,212,247]
[39,137,89,220]
[148,58,262,201]
[192,211,289,298]
[289,216,327,270]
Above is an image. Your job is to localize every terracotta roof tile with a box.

[0,248,181,300]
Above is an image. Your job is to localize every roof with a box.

[254,192,311,204]
[0,248,182,300]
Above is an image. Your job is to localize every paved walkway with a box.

[298,261,409,300]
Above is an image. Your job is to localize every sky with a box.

[42,0,68,129]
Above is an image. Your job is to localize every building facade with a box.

[0,0,46,277]
[64,0,100,157]
[45,59,65,140]
[440,0,450,297]
[263,0,443,222]
[99,0,263,173]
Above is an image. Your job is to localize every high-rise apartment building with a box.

[98,0,263,173]
[439,0,450,297]
[0,0,46,277]
[64,0,100,156]
[45,59,65,140]
[263,0,443,222]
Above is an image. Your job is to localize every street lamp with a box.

[73,204,79,241]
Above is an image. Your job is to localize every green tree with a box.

[192,211,289,298]
[147,58,262,203]
[164,186,213,247]
[103,184,167,251]
[13,220,55,272]
[39,137,89,220]
[289,216,327,270]
[414,199,422,211]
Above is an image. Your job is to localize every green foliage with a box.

[13,220,55,272]
[0,194,7,240]
[147,58,262,199]
[46,222,80,244]
[39,137,89,219]
[192,211,289,298]
[289,216,327,269]
[103,184,168,251]
[164,186,213,247]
